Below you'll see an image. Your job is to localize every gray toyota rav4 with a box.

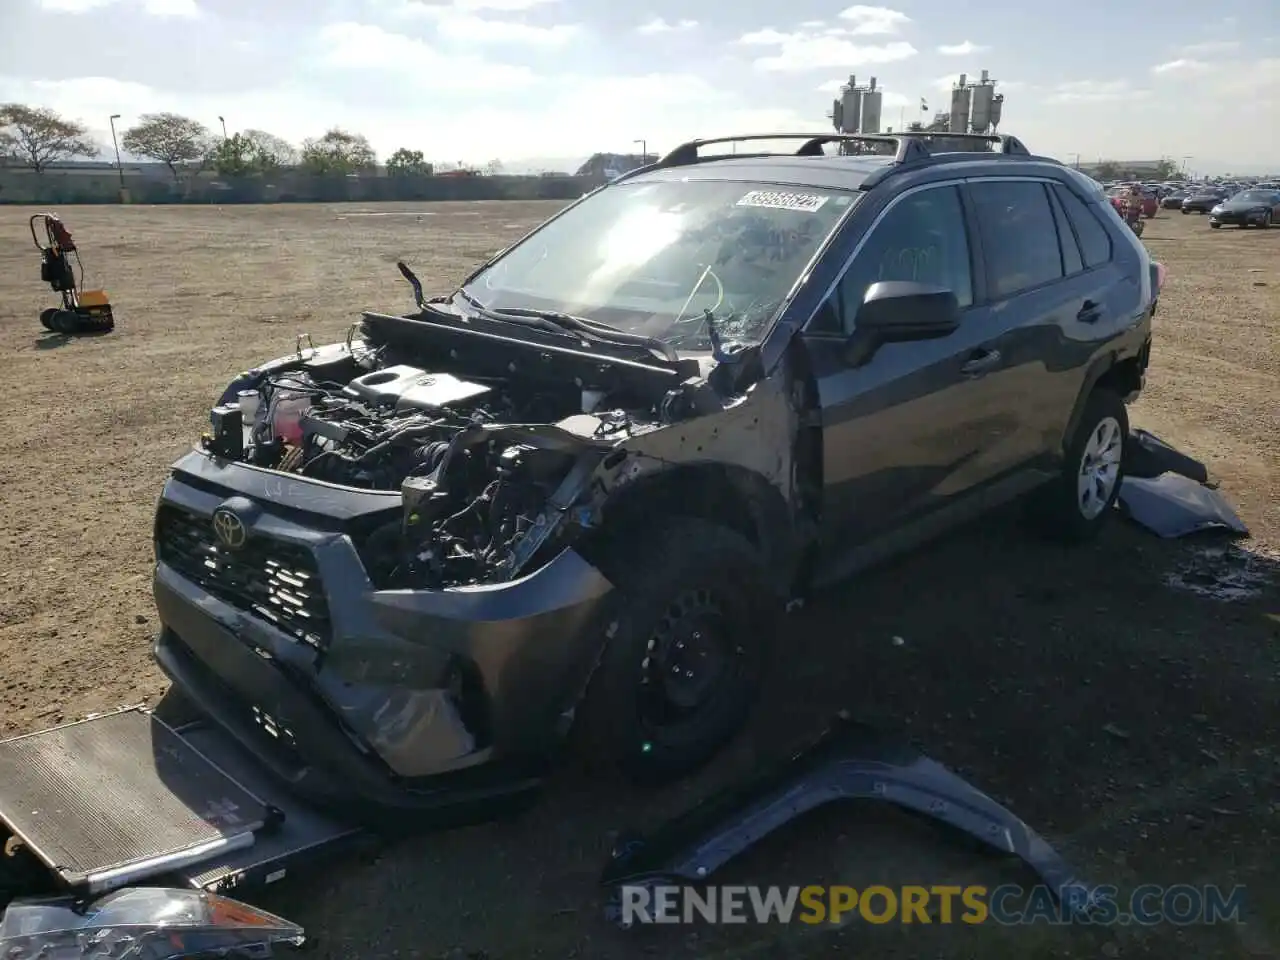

[152,132,1159,819]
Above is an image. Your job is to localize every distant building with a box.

[1078,160,1169,179]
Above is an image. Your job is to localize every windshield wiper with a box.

[452,290,678,362]
[451,287,580,339]
[493,305,678,362]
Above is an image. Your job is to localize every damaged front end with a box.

[156,297,798,816]
[200,307,781,592]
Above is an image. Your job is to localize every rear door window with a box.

[968,181,1064,299]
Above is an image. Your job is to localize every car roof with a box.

[614,131,1064,195]
[628,154,899,191]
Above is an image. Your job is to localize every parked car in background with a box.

[1161,189,1188,209]
[1181,187,1229,214]
[1208,189,1280,228]
[1108,187,1158,218]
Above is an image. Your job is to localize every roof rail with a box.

[653,133,933,169]
[613,131,1041,190]
[892,132,1031,156]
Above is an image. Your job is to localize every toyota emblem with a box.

[211,506,247,550]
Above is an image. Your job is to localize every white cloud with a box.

[738,18,915,72]
[1045,79,1147,104]
[1152,59,1211,75]
[636,17,697,34]
[1,68,820,164]
[37,0,197,11]
[816,79,846,92]
[835,5,910,35]
[315,22,540,85]
[937,40,986,56]
[368,1,579,45]
[1175,40,1240,57]
[439,15,580,43]
[930,71,967,91]
[385,0,561,13]
[37,0,115,9]
[799,19,825,28]
[141,0,199,15]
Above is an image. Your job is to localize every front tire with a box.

[574,519,778,784]
[1031,388,1128,543]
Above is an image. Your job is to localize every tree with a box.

[1153,157,1179,180]
[1094,161,1120,180]
[484,158,504,176]
[121,113,211,179]
[300,128,376,174]
[0,103,98,173]
[208,129,297,176]
[386,148,432,176]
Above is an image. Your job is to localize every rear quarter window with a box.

[1053,184,1113,269]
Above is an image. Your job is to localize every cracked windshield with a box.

[462,180,855,351]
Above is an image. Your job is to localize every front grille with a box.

[156,505,332,649]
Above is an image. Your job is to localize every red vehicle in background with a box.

[1108,186,1158,219]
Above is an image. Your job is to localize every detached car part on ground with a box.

[601,714,1098,926]
[0,887,303,959]
[1,132,1160,913]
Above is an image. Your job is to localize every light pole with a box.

[1181,155,1192,176]
[633,138,646,162]
[218,115,228,139]
[1068,152,1081,169]
[109,114,124,189]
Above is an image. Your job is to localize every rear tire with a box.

[1030,388,1129,543]
[574,519,778,784]
[39,308,58,330]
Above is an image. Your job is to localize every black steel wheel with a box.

[575,519,778,783]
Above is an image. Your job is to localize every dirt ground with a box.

[0,201,1276,959]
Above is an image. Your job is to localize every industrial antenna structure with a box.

[948,69,1005,134]
[830,75,885,136]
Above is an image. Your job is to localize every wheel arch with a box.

[577,462,798,592]
[1060,351,1144,455]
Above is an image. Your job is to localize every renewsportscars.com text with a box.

[619,883,1247,926]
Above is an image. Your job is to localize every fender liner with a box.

[601,715,1098,925]
[1059,352,1122,456]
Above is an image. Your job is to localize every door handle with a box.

[1078,300,1102,323]
[960,348,1002,376]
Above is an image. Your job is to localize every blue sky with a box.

[1,0,1275,173]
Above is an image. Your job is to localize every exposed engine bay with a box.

[213,357,600,590]
[200,304,765,592]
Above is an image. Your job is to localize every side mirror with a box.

[843,281,961,366]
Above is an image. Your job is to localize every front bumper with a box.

[1208,209,1270,226]
[152,450,615,818]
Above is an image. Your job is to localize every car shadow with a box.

[257,506,1279,959]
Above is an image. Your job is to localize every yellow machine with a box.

[31,213,115,334]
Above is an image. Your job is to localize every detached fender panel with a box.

[601,717,1095,922]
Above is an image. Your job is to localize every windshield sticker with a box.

[736,190,829,212]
